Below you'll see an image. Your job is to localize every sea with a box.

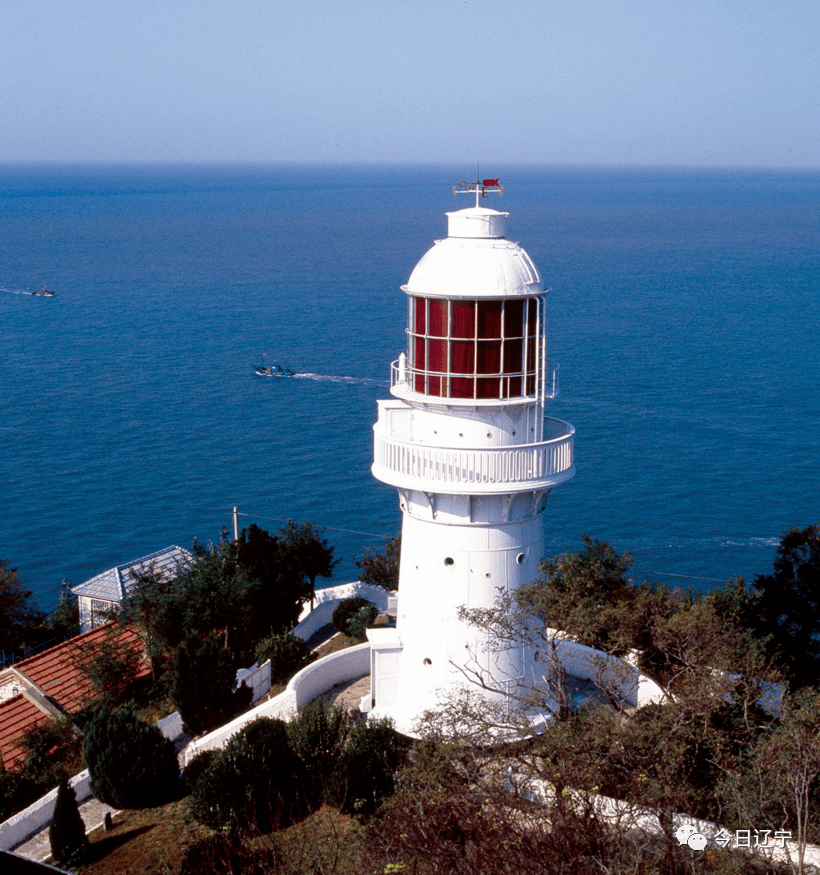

[1,163,818,615]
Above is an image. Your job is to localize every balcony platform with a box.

[372,417,575,494]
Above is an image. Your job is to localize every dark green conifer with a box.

[49,775,88,867]
[83,703,180,808]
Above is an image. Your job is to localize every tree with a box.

[20,717,81,787]
[233,523,316,641]
[46,578,80,639]
[170,631,253,736]
[73,623,145,706]
[356,536,400,591]
[84,703,180,808]
[0,558,45,655]
[121,537,256,668]
[256,632,314,686]
[277,519,339,591]
[49,775,88,867]
[753,522,820,688]
[521,535,635,654]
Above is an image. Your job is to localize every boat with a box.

[255,363,295,377]
[31,287,56,297]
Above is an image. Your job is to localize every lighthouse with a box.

[366,180,575,734]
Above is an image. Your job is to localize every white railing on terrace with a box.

[373,419,575,493]
[389,359,560,403]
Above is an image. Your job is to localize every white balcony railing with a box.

[372,418,575,494]
[389,358,560,404]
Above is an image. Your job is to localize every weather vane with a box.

[453,177,503,207]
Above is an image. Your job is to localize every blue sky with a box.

[2,0,818,166]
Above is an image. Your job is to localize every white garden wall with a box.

[295,582,390,641]
[183,643,371,765]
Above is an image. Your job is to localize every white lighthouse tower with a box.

[366,180,575,734]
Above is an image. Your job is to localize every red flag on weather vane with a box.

[482,179,500,187]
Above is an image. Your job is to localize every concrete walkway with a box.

[11,797,118,864]
[314,673,371,711]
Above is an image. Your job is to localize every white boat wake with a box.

[0,286,31,296]
[293,373,389,386]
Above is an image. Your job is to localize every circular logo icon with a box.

[675,825,697,845]
[688,833,708,851]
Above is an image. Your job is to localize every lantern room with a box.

[396,198,550,404]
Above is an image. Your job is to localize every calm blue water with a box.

[1,163,818,612]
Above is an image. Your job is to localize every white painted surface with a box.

[370,195,575,732]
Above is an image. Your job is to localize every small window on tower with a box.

[444,557,455,567]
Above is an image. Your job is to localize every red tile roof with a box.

[0,622,150,771]
[0,694,50,770]
[12,623,149,715]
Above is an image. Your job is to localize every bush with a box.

[170,631,253,736]
[346,604,379,639]
[332,597,376,636]
[330,717,410,818]
[182,748,219,792]
[83,703,180,809]
[49,775,88,867]
[189,717,306,834]
[256,632,313,685]
[287,699,353,807]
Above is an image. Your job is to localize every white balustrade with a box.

[373,419,574,493]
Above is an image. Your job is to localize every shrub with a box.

[83,703,180,809]
[73,624,145,706]
[49,776,88,867]
[170,631,253,736]
[287,699,353,807]
[332,597,376,636]
[189,717,306,834]
[346,604,379,639]
[330,717,410,818]
[256,632,313,685]
[182,748,219,792]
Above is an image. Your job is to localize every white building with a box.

[72,545,193,632]
[367,181,575,734]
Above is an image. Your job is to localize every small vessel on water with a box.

[31,287,56,297]
[255,362,295,377]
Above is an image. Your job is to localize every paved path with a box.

[314,673,371,712]
[11,797,118,864]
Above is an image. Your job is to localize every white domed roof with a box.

[403,206,543,299]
